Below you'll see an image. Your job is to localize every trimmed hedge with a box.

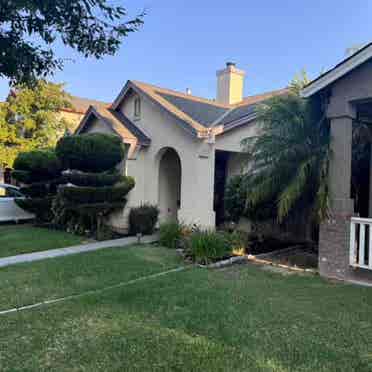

[59,177,135,204]
[20,183,49,198]
[12,150,62,181]
[129,204,159,235]
[11,170,34,184]
[56,133,125,172]
[63,171,122,187]
[15,197,54,221]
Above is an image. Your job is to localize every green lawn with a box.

[0,224,86,258]
[1,245,372,371]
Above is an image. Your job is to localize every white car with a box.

[0,183,35,222]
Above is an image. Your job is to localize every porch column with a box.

[178,142,216,228]
[328,116,354,213]
[318,114,355,279]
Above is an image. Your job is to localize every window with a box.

[134,96,141,119]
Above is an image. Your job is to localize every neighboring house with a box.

[59,95,109,133]
[76,62,287,232]
[302,42,372,283]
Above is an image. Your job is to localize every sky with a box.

[1,0,372,102]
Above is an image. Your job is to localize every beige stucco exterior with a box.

[82,89,258,232]
[57,110,84,132]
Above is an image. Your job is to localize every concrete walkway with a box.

[0,234,158,269]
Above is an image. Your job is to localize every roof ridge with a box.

[131,80,230,108]
[68,94,109,104]
[235,87,289,107]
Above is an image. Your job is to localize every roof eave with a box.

[301,43,372,98]
[113,80,200,138]
[218,113,258,135]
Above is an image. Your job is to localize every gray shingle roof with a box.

[67,95,109,113]
[157,92,229,127]
[218,103,257,126]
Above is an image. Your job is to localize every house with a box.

[59,95,109,133]
[76,63,287,231]
[302,43,372,283]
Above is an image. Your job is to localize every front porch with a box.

[316,72,372,282]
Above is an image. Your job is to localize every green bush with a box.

[20,183,49,198]
[12,149,62,181]
[129,204,159,235]
[12,150,62,222]
[159,221,184,249]
[15,197,54,221]
[225,175,247,223]
[63,171,122,187]
[185,230,232,264]
[59,177,135,204]
[11,170,34,184]
[56,133,125,172]
[225,174,276,222]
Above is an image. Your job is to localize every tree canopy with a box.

[0,0,144,85]
[0,80,71,168]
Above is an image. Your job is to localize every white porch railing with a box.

[350,217,372,269]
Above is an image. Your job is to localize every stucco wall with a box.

[83,90,260,231]
[327,59,372,118]
[215,120,259,152]
[118,92,216,229]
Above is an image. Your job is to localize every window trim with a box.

[134,96,141,119]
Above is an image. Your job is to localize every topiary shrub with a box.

[19,183,49,198]
[13,150,62,181]
[159,221,184,249]
[58,178,135,204]
[56,133,125,172]
[12,149,63,222]
[185,230,232,265]
[129,204,159,235]
[54,133,133,238]
[15,197,54,222]
[62,170,122,187]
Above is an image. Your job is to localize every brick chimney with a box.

[216,62,245,105]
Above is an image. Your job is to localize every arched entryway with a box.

[157,147,182,223]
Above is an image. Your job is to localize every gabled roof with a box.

[63,95,109,114]
[112,80,288,136]
[301,42,372,98]
[75,105,151,146]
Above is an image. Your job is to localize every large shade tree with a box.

[0,80,71,168]
[0,1,144,85]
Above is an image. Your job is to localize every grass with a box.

[1,245,372,371]
[0,224,85,258]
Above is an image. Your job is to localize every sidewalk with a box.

[0,234,158,269]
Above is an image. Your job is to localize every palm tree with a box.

[242,73,331,224]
